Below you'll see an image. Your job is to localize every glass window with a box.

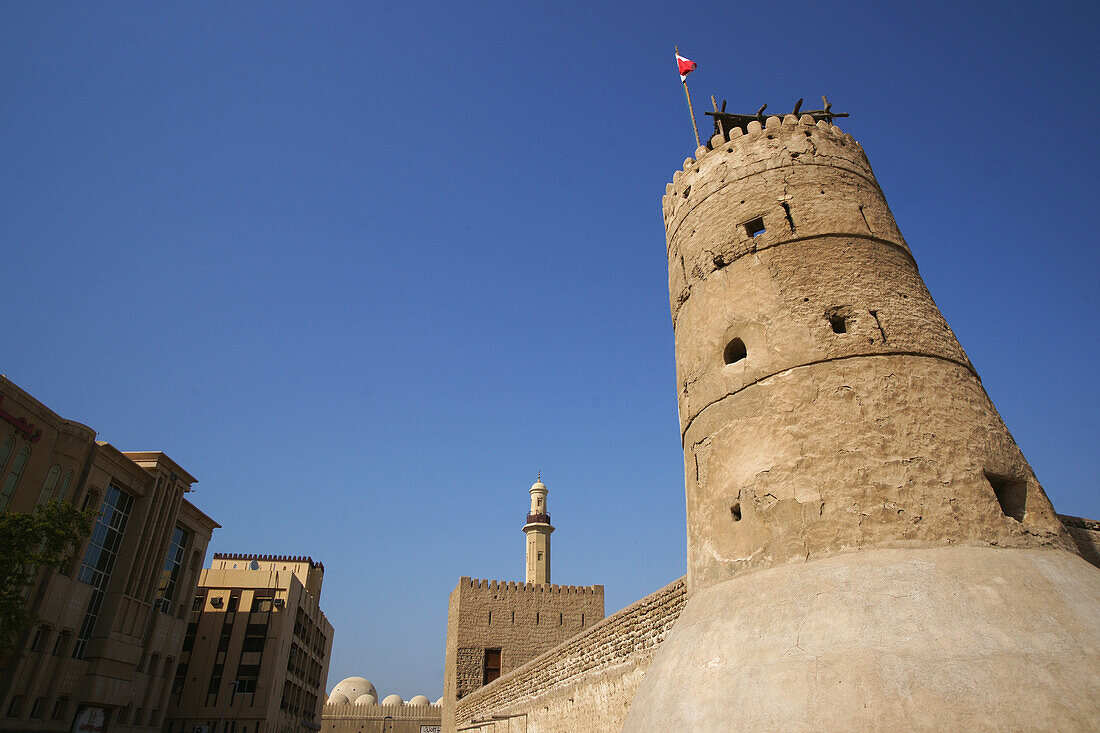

[155,526,189,613]
[57,470,73,502]
[73,483,134,658]
[0,436,12,475]
[0,445,30,510]
[37,465,60,506]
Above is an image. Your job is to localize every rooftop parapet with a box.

[213,552,324,571]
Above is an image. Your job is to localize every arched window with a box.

[38,465,61,507]
[0,445,31,510]
[57,470,74,502]
[0,436,13,474]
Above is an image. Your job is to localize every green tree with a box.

[0,500,95,654]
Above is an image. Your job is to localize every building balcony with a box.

[526,512,551,525]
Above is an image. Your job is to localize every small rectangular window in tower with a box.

[985,472,1027,521]
[744,217,766,238]
[483,648,502,685]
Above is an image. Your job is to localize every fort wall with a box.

[1061,514,1100,567]
[442,578,604,724]
[450,577,685,733]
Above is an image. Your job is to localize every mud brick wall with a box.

[449,577,686,733]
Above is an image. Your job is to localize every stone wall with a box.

[449,577,686,733]
[322,701,441,733]
[1060,514,1100,567]
[442,578,604,714]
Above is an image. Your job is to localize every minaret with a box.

[523,475,553,584]
[623,113,1100,729]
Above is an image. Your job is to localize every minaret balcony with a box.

[526,512,551,525]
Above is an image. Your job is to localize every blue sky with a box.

[2,1,1097,700]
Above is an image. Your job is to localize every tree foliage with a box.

[0,500,95,654]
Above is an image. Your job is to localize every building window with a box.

[37,465,61,506]
[236,664,260,694]
[172,663,187,695]
[0,436,13,476]
[155,526,189,613]
[52,629,71,656]
[0,444,30,510]
[57,470,73,502]
[242,623,266,653]
[192,593,205,612]
[74,482,134,658]
[182,622,198,652]
[51,698,68,720]
[29,624,49,652]
[28,698,45,719]
[482,648,502,685]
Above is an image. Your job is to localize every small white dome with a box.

[435,697,443,706]
[408,695,430,706]
[327,692,350,704]
[354,693,377,705]
[329,677,377,704]
[381,694,404,706]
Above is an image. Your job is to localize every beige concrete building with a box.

[0,375,219,731]
[321,676,441,732]
[442,479,604,724]
[445,111,1100,732]
[165,553,333,733]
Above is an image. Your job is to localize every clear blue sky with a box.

[2,1,1097,700]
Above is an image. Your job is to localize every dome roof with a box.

[354,693,377,705]
[408,695,430,706]
[329,677,377,704]
[381,694,404,706]
[435,697,443,706]
[327,693,350,704]
[530,479,546,492]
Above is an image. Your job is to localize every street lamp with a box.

[216,680,240,733]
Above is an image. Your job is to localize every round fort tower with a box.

[623,114,1100,730]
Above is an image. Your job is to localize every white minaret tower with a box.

[523,475,553,584]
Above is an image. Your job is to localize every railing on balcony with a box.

[526,512,551,524]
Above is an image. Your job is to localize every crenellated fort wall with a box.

[449,577,685,733]
[442,577,604,724]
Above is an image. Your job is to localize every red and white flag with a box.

[676,53,697,82]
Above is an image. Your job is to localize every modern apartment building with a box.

[165,553,333,733]
[0,375,219,731]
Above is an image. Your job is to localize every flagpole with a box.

[676,46,701,149]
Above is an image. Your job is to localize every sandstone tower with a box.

[623,112,1100,729]
[524,476,553,584]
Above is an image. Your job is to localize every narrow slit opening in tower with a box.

[731,502,741,522]
[743,217,766,238]
[723,338,747,365]
[829,315,848,334]
[781,202,795,232]
[986,472,1026,521]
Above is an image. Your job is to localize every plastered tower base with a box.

[623,546,1100,731]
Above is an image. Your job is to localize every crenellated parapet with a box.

[213,552,324,571]
[458,576,603,596]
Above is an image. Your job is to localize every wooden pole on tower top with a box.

[676,46,701,149]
